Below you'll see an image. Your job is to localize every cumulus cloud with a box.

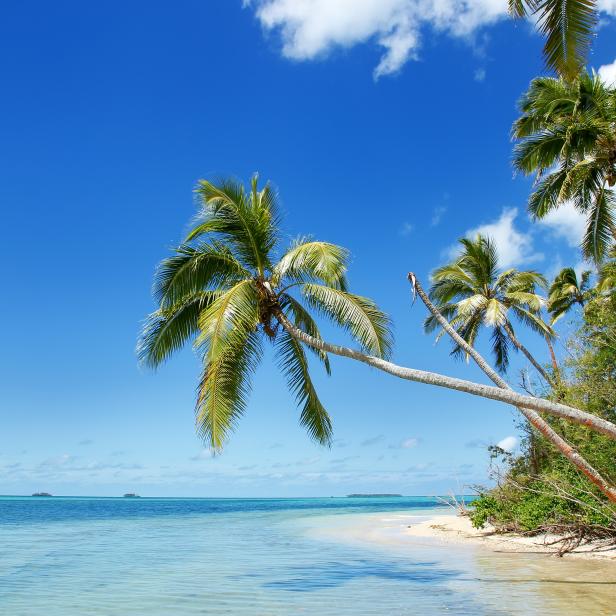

[453,207,543,268]
[247,0,509,78]
[536,202,586,248]
[247,1,616,78]
[496,435,518,452]
[598,58,616,85]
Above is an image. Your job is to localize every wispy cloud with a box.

[389,437,420,449]
[360,434,385,446]
[431,206,447,227]
[399,221,414,236]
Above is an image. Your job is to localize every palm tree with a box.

[139,176,616,502]
[509,0,597,79]
[513,71,616,263]
[138,175,392,451]
[598,247,616,293]
[548,267,593,323]
[424,235,555,383]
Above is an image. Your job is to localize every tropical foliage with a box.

[513,71,616,263]
[138,175,392,451]
[424,235,554,379]
[547,267,593,323]
[470,292,616,549]
[509,0,597,79]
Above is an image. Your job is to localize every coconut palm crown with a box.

[425,235,554,376]
[513,71,616,263]
[547,267,593,323]
[137,175,392,451]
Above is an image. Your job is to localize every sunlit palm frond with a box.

[280,294,331,374]
[536,0,597,80]
[273,238,348,290]
[195,329,263,451]
[154,242,249,308]
[582,187,615,263]
[300,283,393,358]
[275,330,333,446]
[138,292,220,368]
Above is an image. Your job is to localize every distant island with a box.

[346,494,402,498]
[123,493,140,498]
[31,492,52,497]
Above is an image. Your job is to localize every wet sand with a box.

[307,510,616,615]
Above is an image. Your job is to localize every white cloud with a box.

[455,207,543,268]
[496,435,518,452]
[598,58,616,85]
[248,0,508,78]
[536,202,586,248]
[400,437,419,448]
[474,67,486,82]
[247,1,616,78]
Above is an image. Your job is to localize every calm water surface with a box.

[1,496,613,615]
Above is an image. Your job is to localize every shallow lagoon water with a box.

[1,496,614,615]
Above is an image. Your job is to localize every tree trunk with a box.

[502,322,554,385]
[545,335,560,376]
[273,305,616,504]
[407,273,616,504]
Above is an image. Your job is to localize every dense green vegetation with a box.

[470,292,616,550]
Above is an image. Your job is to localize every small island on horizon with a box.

[31,492,52,497]
[123,493,140,498]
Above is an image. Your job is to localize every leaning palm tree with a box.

[548,267,593,323]
[509,0,597,79]
[513,71,616,263]
[138,175,392,450]
[139,175,616,500]
[425,235,555,383]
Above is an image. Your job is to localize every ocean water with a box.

[0,496,614,615]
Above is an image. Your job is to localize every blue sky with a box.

[1,1,615,497]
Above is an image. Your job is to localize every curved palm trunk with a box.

[408,273,616,505]
[272,309,616,439]
[502,322,554,385]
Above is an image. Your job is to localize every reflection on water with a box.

[0,498,613,615]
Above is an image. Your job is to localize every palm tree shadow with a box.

[258,559,461,592]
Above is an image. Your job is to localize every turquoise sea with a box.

[1,496,614,615]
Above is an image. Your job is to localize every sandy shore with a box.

[406,512,616,561]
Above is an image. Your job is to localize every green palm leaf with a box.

[273,238,348,290]
[275,329,333,446]
[300,283,393,358]
[138,292,220,368]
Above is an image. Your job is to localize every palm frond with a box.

[275,329,333,446]
[273,238,348,290]
[154,242,249,308]
[490,326,511,374]
[195,329,263,451]
[511,305,555,337]
[280,293,331,374]
[536,0,597,80]
[582,187,615,263]
[138,292,219,368]
[300,283,393,358]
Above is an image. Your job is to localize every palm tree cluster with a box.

[138,175,391,450]
[513,71,616,263]
[424,235,555,383]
